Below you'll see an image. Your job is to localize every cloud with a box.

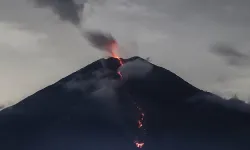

[210,43,250,66]
[63,67,122,94]
[0,22,47,52]
[118,58,153,79]
[32,0,86,26]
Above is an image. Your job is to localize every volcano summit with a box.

[1,57,250,150]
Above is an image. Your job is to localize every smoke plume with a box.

[83,30,116,52]
[32,0,119,55]
[32,0,86,26]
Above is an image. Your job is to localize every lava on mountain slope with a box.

[106,40,146,149]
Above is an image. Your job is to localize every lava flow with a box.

[108,40,123,79]
[108,41,145,149]
[135,141,145,148]
[138,113,144,128]
[134,103,146,149]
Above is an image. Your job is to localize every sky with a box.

[0,0,250,106]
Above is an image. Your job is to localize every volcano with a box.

[1,57,250,150]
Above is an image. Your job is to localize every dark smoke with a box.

[32,0,116,51]
[32,0,86,26]
[83,30,116,51]
[31,0,120,56]
[211,43,250,66]
[211,43,247,58]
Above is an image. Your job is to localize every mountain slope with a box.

[1,57,250,150]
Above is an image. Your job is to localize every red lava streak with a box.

[108,41,123,79]
[108,40,145,149]
[108,41,124,66]
[138,113,144,128]
[135,141,145,148]
[117,71,123,79]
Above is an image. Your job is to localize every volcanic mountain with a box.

[1,57,250,150]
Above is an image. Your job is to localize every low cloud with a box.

[118,58,153,79]
[210,43,250,66]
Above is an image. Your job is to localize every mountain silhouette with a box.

[1,57,250,150]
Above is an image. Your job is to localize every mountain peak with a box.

[1,57,250,150]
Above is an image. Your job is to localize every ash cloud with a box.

[210,43,250,66]
[83,30,140,58]
[83,30,116,52]
[32,0,86,26]
[32,0,118,54]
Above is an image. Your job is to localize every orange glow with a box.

[138,120,142,128]
[138,112,144,128]
[112,50,123,66]
[108,41,123,78]
[134,141,145,148]
[108,41,123,66]
[108,40,146,149]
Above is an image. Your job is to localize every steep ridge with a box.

[0,57,250,150]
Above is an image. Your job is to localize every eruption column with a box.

[108,41,123,79]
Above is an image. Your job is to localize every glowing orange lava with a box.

[109,41,123,66]
[108,41,123,79]
[135,141,145,148]
[138,113,144,128]
[138,120,142,128]
[135,108,145,148]
[108,40,145,149]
